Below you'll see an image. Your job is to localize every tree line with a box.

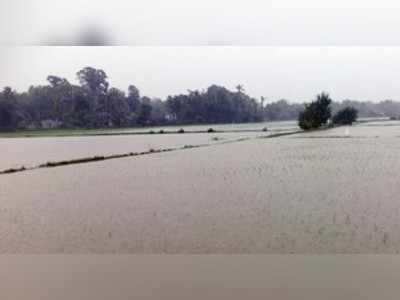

[0,66,398,130]
[0,67,264,130]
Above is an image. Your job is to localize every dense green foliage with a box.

[0,66,398,131]
[166,85,262,124]
[0,87,18,129]
[332,107,358,125]
[263,99,304,121]
[298,93,332,130]
[0,67,264,130]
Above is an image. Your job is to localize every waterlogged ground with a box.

[0,121,297,138]
[0,121,297,171]
[1,120,400,253]
[0,131,267,170]
[291,120,400,138]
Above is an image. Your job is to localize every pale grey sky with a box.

[1,0,400,45]
[1,47,400,102]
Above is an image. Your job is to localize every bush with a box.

[178,128,185,133]
[298,92,332,130]
[332,107,358,125]
[298,110,314,130]
[207,128,215,133]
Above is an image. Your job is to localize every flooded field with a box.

[291,120,400,138]
[1,120,400,253]
[0,121,297,171]
[0,121,297,138]
[0,132,268,170]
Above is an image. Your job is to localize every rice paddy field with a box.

[1,119,400,253]
[0,121,296,170]
[0,131,268,171]
[0,120,297,138]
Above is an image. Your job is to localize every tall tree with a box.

[298,92,332,130]
[0,87,18,129]
[127,85,141,112]
[76,67,109,95]
[106,88,129,127]
[137,97,153,126]
[76,67,109,127]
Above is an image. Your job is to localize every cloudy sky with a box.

[1,0,400,45]
[1,47,400,102]
[1,1,400,102]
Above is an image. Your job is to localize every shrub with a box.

[298,92,332,130]
[207,128,215,133]
[298,110,314,130]
[178,128,185,133]
[332,107,358,125]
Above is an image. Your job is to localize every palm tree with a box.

[236,84,245,94]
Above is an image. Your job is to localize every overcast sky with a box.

[2,1,400,102]
[1,47,400,102]
[1,0,400,45]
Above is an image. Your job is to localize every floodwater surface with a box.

[1,121,400,253]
